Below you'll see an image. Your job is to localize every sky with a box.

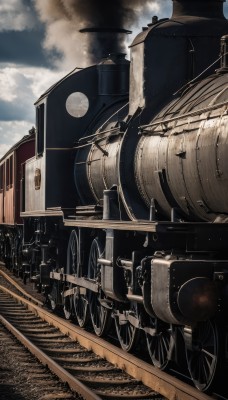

[0,0,228,159]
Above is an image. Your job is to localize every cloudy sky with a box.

[0,0,227,159]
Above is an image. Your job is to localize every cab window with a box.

[36,103,45,156]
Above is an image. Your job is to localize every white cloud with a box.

[0,62,66,118]
[0,62,67,155]
[15,65,67,99]
[0,143,12,159]
[42,20,90,69]
[0,67,19,102]
[0,0,36,31]
[132,1,169,28]
[0,120,33,158]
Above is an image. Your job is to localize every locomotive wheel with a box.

[114,302,140,352]
[63,284,73,320]
[145,318,174,370]
[67,230,79,275]
[88,238,111,336]
[67,230,89,327]
[73,288,89,327]
[185,320,219,391]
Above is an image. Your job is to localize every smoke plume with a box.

[34,0,166,69]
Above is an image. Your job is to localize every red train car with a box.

[0,131,35,269]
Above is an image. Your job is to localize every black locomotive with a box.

[1,0,228,393]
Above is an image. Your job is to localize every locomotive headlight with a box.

[177,277,218,322]
[66,92,89,118]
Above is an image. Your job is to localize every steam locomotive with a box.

[1,0,228,393]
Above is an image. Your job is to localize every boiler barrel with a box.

[135,73,228,222]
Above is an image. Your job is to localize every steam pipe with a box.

[219,35,228,71]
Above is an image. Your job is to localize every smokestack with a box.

[172,0,225,19]
[79,28,132,61]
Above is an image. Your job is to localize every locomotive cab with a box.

[23,57,129,215]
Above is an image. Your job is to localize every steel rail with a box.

[0,284,212,400]
[0,314,102,400]
[0,267,43,306]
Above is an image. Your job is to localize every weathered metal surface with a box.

[50,271,99,293]
[135,76,228,221]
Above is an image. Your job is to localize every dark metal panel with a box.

[118,113,149,221]
[46,149,76,209]
[151,258,218,325]
[46,67,98,149]
[129,7,228,117]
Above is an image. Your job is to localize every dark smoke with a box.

[35,0,166,67]
[66,0,136,59]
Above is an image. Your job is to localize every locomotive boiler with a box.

[1,0,228,394]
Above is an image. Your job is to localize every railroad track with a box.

[0,287,163,400]
[0,266,214,400]
[0,321,81,400]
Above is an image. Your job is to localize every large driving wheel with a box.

[73,287,89,327]
[66,230,88,327]
[88,238,111,336]
[145,318,174,370]
[185,320,219,391]
[114,302,140,352]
